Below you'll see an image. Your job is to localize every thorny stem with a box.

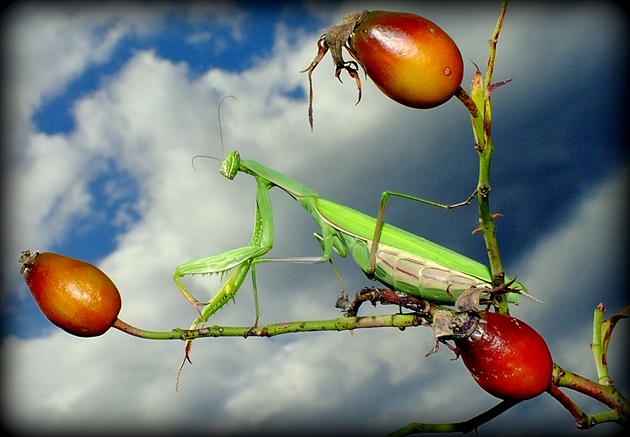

[480,0,508,309]
[484,0,509,95]
[112,313,428,341]
[550,363,629,428]
[457,0,509,314]
[539,304,630,430]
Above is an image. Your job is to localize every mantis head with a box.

[220,151,241,180]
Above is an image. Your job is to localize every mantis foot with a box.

[243,315,260,339]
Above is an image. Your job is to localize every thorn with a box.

[445,285,455,299]
[487,78,515,95]
[471,213,503,234]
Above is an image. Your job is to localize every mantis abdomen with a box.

[360,240,508,304]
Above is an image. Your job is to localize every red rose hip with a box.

[349,11,464,108]
[454,311,553,400]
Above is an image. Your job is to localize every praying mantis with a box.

[173,146,525,331]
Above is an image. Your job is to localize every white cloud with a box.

[3,2,627,435]
[512,166,628,380]
[3,3,160,131]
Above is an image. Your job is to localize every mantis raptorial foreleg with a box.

[173,177,343,326]
[173,177,272,323]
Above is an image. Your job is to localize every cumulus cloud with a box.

[2,2,627,435]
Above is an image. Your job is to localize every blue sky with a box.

[2,2,628,435]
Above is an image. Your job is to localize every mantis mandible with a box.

[173,144,525,331]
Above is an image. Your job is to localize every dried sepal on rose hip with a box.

[432,308,553,401]
[19,250,122,337]
[302,10,464,129]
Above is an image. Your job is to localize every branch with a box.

[549,366,629,429]
[387,399,519,436]
[112,312,428,341]
[545,304,630,429]
[456,0,510,313]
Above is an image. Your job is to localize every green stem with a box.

[387,399,519,436]
[591,303,611,384]
[591,304,605,381]
[551,363,630,428]
[479,0,508,294]
[484,0,509,93]
[112,313,427,341]
[113,318,186,339]
[457,0,509,312]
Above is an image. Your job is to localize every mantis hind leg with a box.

[368,190,478,273]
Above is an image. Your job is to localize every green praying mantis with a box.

[173,137,525,332]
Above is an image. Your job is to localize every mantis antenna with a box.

[191,95,238,171]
